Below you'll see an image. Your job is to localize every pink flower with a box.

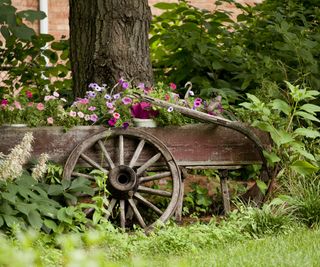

[88,106,96,111]
[1,99,8,107]
[122,82,129,89]
[14,101,22,110]
[44,95,56,101]
[138,83,145,90]
[164,94,170,101]
[47,117,54,124]
[26,90,33,98]
[108,118,117,127]
[36,103,45,111]
[90,114,98,122]
[113,112,120,119]
[169,83,177,90]
[78,98,89,105]
[106,102,114,109]
[122,97,132,105]
[77,111,85,118]
[69,110,77,117]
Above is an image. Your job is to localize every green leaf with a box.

[294,128,320,139]
[290,160,319,176]
[44,219,57,232]
[154,3,178,10]
[11,24,35,40]
[263,150,281,163]
[3,214,20,227]
[271,99,291,115]
[270,129,294,146]
[295,111,320,122]
[256,180,268,194]
[299,104,320,115]
[16,10,46,23]
[27,210,42,229]
[0,216,4,228]
[48,184,64,196]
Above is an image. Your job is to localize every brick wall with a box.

[11,0,263,40]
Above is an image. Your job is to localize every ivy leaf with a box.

[271,99,291,115]
[290,160,319,176]
[294,128,320,139]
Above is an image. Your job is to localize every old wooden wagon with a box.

[0,95,271,231]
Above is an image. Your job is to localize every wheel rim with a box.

[63,128,181,231]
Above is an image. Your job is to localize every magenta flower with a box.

[131,102,159,119]
[77,98,89,105]
[122,97,132,105]
[36,103,45,111]
[26,90,33,98]
[90,114,98,122]
[169,83,177,90]
[88,106,96,111]
[193,101,201,108]
[108,118,117,127]
[1,99,8,107]
[195,97,202,103]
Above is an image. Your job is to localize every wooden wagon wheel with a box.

[63,128,181,231]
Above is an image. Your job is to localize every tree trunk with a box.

[69,0,153,98]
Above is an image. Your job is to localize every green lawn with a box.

[107,228,320,267]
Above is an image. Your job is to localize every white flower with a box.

[32,153,49,180]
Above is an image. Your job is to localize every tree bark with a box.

[69,0,153,98]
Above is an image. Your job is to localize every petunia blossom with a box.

[122,97,132,105]
[26,90,33,98]
[44,95,56,101]
[77,98,89,105]
[86,91,96,98]
[104,94,112,100]
[189,90,194,96]
[169,83,177,90]
[88,106,96,111]
[108,118,117,127]
[69,110,77,117]
[53,91,60,97]
[122,122,129,129]
[106,102,114,109]
[113,112,120,119]
[90,114,98,122]
[36,103,45,111]
[113,93,120,100]
[122,82,129,89]
[1,99,8,107]
[77,111,85,118]
[167,106,174,112]
[47,117,54,124]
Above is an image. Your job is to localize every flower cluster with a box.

[0,88,67,126]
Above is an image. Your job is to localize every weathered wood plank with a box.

[0,124,271,167]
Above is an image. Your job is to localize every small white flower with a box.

[167,106,174,112]
[189,90,194,96]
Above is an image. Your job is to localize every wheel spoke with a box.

[104,198,117,219]
[119,135,124,165]
[129,139,145,168]
[71,171,95,180]
[134,192,163,216]
[80,153,108,174]
[97,140,115,169]
[120,200,126,229]
[137,185,172,197]
[128,198,146,228]
[139,171,171,183]
[136,153,162,176]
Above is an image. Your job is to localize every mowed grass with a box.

[107,228,320,267]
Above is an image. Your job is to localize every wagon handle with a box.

[132,92,272,181]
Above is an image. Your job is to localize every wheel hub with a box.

[107,165,137,199]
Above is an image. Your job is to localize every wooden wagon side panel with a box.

[0,124,271,167]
